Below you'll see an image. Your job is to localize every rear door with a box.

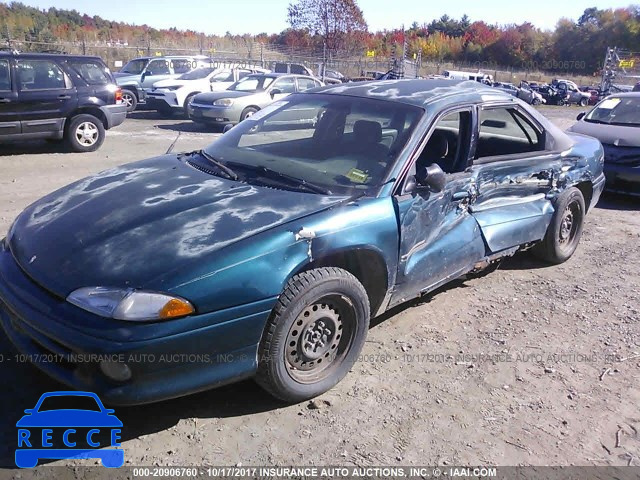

[468,104,561,253]
[0,58,20,135]
[15,58,77,135]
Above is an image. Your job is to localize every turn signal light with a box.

[159,299,195,319]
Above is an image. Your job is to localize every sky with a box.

[6,0,637,35]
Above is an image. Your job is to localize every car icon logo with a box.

[15,391,123,468]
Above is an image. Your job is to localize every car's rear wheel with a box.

[532,187,585,264]
[579,97,588,107]
[65,114,105,152]
[256,267,370,402]
[121,89,137,113]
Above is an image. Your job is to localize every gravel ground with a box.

[0,105,638,469]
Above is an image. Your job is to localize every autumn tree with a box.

[287,0,368,56]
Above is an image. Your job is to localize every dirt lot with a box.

[0,105,638,469]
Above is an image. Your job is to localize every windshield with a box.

[120,58,148,75]
[228,75,275,92]
[210,70,235,82]
[203,93,423,195]
[585,97,640,126]
[38,395,102,412]
[180,67,216,80]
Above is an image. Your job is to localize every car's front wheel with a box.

[256,267,370,402]
[579,97,588,107]
[532,187,585,264]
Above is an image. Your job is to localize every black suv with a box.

[0,52,126,152]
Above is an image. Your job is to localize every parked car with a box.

[147,66,269,116]
[0,79,605,405]
[539,84,570,106]
[114,55,212,112]
[0,52,126,152]
[272,62,315,76]
[552,79,591,106]
[187,73,323,127]
[568,93,640,195]
[519,81,545,105]
[633,82,640,92]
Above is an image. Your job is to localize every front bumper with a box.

[187,103,235,125]
[0,245,275,405]
[604,163,640,196]
[99,104,127,129]
[146,91,181,110]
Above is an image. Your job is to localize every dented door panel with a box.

[390,174,486,307]
[469,154,561,253]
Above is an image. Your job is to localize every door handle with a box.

[0,98,10,103]
[58,95,71,99]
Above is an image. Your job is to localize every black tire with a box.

[532,187,585,264]
[121,89,137,113]
[65,114,105,152]
[240,106,259,122]
[183,93,198,117]
[256,267,370,402]
[579,97,588,107]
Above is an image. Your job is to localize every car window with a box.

[120,58,147,74]
[290,64,308,75]
[171,59,193,74]
[0,60,10,91]
[238,70,251,80]
[17,60,67,90]
[146,59,170,75]
[229,75,275,92]
[297,78,318,92]
[209,93,423,194]
[180,67,215,80]
[68,60,111,85]
[272,77,296,94]
[476,107,544,159]
[415,110,472,174]
[37,395,102,412]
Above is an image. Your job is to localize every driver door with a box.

[390,108,486,307]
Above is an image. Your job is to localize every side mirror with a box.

[576,112,586,121]
[24,409,33,414]
[270,88,282,98]
[415,163,447,193]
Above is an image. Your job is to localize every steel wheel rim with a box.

[559,201,580,246]
[244,110,255,119]
[75,122,99,146]
[284,294,357,384]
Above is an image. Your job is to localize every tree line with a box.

[1,1,639,75]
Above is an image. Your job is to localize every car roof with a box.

[312,79,510,108]
[0,52,104,62]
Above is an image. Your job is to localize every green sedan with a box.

[187,73,323,127]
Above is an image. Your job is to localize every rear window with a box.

[68,60,111,85]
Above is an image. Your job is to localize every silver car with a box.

[187,73,323,127]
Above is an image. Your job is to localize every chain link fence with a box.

[1,37,615,87]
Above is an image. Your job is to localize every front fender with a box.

[164,197,400,315]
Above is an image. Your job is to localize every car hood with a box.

[568,121,640,147]
[193,90,258,103]
[9,155,346,298]
[113,72,140,85]
[152,79,189,88]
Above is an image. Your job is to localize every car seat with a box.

[417,131,451,172]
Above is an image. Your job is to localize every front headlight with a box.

[213,98,233,107]
[67,287,195,322]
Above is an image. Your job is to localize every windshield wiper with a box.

[198,150,238,180]
[226,162,332,195]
